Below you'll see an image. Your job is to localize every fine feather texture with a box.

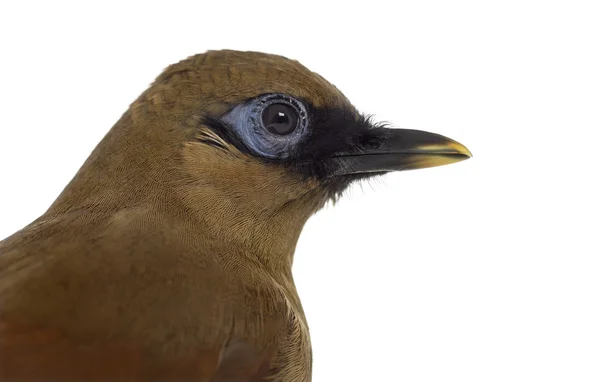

[0,50,348,381]
[0,49,470,381]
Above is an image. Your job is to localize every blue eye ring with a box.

[222,93,310,159]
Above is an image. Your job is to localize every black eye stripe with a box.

[217,93,378,183]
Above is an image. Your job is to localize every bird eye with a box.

[222,94,309,159]
[261,103,299,135]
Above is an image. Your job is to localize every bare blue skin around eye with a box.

[221,97,308,159]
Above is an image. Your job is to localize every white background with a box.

[1,1,599,381]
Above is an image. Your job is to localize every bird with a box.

[0,50,471,381]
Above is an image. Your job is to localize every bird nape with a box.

[0,50,471,381]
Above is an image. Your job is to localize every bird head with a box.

[50,50,471,266]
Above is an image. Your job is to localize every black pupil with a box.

[261,103,299,135]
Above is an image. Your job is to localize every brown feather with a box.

[0,50,350,381]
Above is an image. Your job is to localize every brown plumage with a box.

[0,50,471,381]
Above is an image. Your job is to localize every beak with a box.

[329,129,472,176]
